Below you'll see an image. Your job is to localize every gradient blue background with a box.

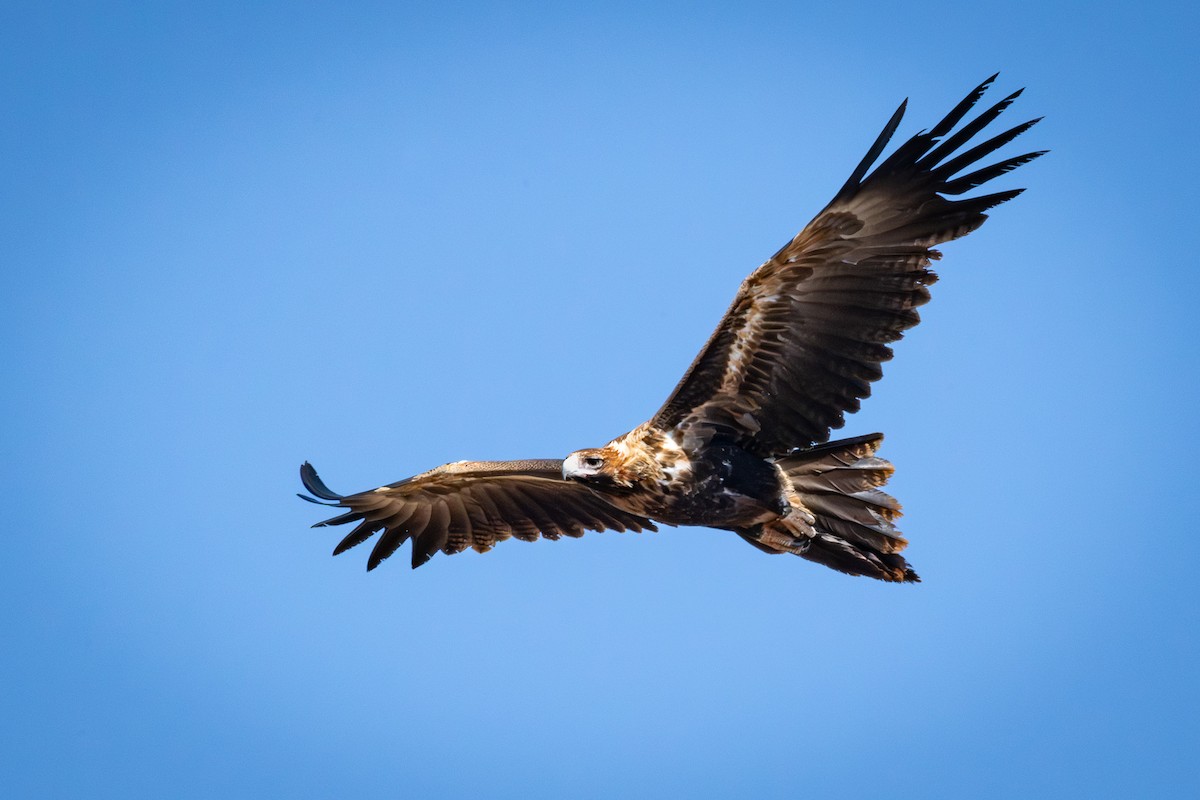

[4,2,1196,797]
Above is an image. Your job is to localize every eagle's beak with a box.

[562,452,583,481]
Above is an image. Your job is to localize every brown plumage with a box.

[299,76,1044,581]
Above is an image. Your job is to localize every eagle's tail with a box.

[736,433,919,582]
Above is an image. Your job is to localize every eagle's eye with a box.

[583,455,605,469]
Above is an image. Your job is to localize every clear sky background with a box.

[3,2,1197,797]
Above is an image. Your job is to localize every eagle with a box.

[299,75,1043,582]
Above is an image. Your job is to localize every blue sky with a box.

[3,2,1197,797]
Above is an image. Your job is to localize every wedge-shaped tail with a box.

[737,434,917,582]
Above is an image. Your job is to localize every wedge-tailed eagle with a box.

[299,76,1043,582]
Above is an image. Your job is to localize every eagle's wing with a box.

[651,76,1045,457]
[299,460,657,570]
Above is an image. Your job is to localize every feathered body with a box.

[299,76,1043,582]
[564,424,789,527]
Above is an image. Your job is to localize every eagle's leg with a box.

[733,496,815,555]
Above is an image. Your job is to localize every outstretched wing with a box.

[652,75,1045,457]
[299,460,657,570]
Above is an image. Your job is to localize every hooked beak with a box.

[562,452,584,481]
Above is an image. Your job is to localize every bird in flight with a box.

[299,75,1043,581]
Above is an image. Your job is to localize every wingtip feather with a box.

[300,461,344,502]
[298,492,338,506]
[836,98,907,198]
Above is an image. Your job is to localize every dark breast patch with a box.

[647,442,788,526]
[704,443,788,512]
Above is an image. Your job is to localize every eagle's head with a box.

[562,447,631,491]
